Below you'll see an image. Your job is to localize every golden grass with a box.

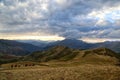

[0,64,120,80]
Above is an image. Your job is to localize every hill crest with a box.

[24,46,120,65]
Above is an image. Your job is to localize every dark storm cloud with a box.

[0,0,120,39]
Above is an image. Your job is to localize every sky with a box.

[0,0,120,42]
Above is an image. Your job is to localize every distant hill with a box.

[17,39,120,53]
[42,39,93,50]
[43,39,120,53]
[95,41,120,53]
[17,40,50,48]
[48,39,92,49]
[24,46,120,65]
[0,39,40,56]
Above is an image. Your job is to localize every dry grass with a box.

[0,65,120,80]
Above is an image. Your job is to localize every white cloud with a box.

[108,30,120,38]
[81,37,120,43]
[0,0,120,41]
[0,35,65,41]
[87,5,120,26]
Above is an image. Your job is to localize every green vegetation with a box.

[0,53,19,65]
[0,59,18,65]
[22,46,120,65]
[24,46,79,62]
[0,46,120,67]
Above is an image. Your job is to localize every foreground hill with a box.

[24,46,120,65]
[24,46,78,62]
[72,48,120,65]
[0,39,40,56]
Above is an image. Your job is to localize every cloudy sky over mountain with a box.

[0,0,120,42]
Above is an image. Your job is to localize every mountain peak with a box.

[63,39,84,42]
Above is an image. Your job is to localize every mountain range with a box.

[0,39,120,65]
[21,39,120,53]
[0,39,120,57]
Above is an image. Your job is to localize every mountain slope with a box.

[43,39,93,50]
[44,39,120,53]
[0,39,40,56]
[17,39,120,53]
[72,48,120,64]
[24,46,78,62]
[0,53,19,65]
[24,46,120,65]
[17,40,50,48]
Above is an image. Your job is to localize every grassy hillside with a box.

[23,46,120,65]
[24,46,79,62]
[0,53,19,65]
[0,65,120,80]
[71,48,120,65]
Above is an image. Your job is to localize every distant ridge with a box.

[0,39,120,57]
[0,39,40,56]
[42,39,120,53]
